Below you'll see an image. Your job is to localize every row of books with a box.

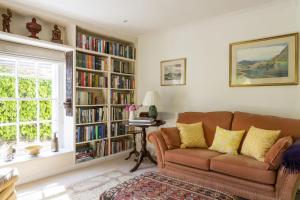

[111,107,129,121]
[75,146,95,163]
[76,71,108,88]
[76,90,106,105]
[111,122,128,137]
[76,124,107,143]
[77,32,136,59]
[111,75,135,89]
[76,107,108,124]
[76,52,107,71]
[112,60,134,74]
[111,91,134,105]
[91,140,108,157]
[111,137,133,154]
[75,140,108,162]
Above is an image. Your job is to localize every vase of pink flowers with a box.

[125,104,140,120]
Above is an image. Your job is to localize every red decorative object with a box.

[2,9,12,33]
[51,24,63,44]
[26,18,41,39]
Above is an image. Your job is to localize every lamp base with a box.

[149,105,158,120]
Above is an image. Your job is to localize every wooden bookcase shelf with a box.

[74,26,136,164]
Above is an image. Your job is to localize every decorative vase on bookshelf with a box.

[129,111,135,121]
[126,104,140,121]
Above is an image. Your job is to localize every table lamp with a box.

[142,91,159,119]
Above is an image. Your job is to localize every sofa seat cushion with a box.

[210,154,276,185]
[165,148,221,171]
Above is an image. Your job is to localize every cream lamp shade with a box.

[143,91,159,106]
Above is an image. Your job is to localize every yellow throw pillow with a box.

[241,126,280,161]
[209,126,245,155]
[176,122,207,148]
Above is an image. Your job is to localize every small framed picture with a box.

[230,33,298,87]
[161,58,186,86]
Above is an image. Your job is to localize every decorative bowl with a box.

[25,145,42,156]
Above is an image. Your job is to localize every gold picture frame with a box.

[229,33,298,87]
[161,58,186,86]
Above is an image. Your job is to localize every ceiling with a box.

[1,0,276,36]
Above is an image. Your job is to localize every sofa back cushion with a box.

[177,112,234,146]
[232,112,300,139]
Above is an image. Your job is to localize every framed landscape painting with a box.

[161,58,186,86]
[229,33,298,87]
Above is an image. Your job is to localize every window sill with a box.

[0,148,74,167]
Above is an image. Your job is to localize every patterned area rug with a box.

[100,171,238,200]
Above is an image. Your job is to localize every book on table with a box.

[129,117,155,126]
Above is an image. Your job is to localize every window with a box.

[0,55,60,148]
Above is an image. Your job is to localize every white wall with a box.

[137,0,300,125]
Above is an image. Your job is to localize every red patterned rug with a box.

[100,171,238,200]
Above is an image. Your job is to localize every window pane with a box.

[0,76,15,98]
[40,101,52,120]
[37,63,53,79]
[18,62,36,77]
[0,126,16,145]
[18,78,36,98]
[40,123,52,141]
[38,79,52,98]
[0,59,15,75]
[0,101,17,123]
[20,101,37,122]
[20,124,37,142]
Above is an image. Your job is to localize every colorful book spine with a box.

[75,139,108,162]
[76,52,107,71]
[76,71,108,88]
[111,91,134,105]
[111,107,129,121]
[76,107,108,123]
[76,91,107,105]
[112,60,134,74]
[77,32,136,59]
[111,75,135,89]
[110,137,133,154]
[76,124,107,143]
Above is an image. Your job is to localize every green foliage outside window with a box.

[40,101,52,120]
[20,124,37,142]
[0,101,17,123]
[40,123,52,141]
[18,78,36,98]
[39,79,52,98]
[0,75,53,143]
[0,76,15,98]
[0,126,16,143]
[20,101,37,122]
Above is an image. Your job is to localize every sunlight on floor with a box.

[17,183,71,200]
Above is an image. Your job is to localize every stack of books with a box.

[129,117,155,126]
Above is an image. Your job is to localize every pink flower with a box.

[125,104,141,112]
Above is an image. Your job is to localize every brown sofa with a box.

[148,111,300,200]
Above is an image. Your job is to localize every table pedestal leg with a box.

[130,127,157,172]
[125,133,139,160]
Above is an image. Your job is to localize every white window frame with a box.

[0,54,61,147]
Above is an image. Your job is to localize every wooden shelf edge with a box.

[76,47,135,62]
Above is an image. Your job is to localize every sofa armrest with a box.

[148,131,168,168]
[276,138,300,200]
[276,166,300,200]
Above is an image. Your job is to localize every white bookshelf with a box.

[74,26,136,164]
